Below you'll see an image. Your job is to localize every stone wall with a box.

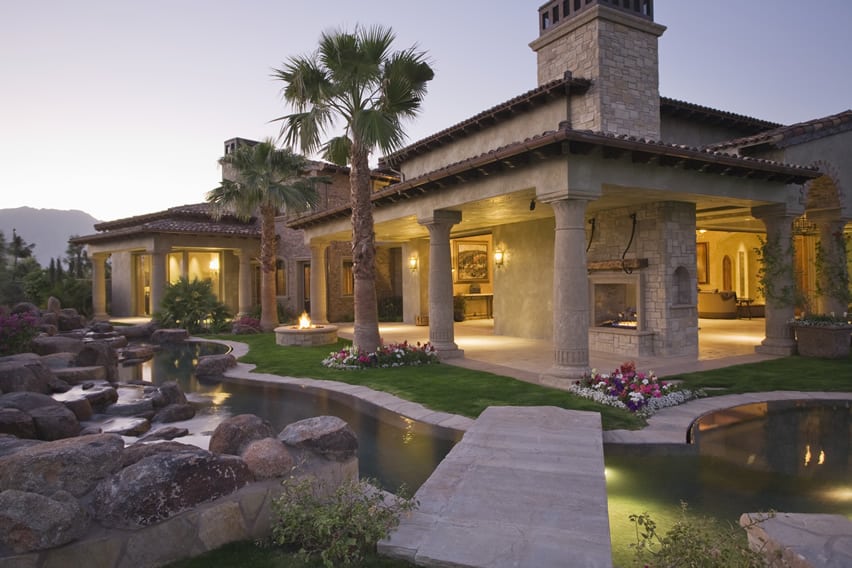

[0,457,356,568]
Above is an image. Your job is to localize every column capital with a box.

[417,210,462,227]
[538,191,599,205]
[751,202,804,222]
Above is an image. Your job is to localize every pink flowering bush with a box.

[569,361,702,416]
[0,310,40,356]
[322,341,439,370]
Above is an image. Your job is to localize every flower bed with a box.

[569,361,702,416]
[321,341,439,370]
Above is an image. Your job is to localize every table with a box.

[736,297,753,320]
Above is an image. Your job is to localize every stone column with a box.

[91,253,109,321]
[419,210,463,358]
[149,250,167,316]
[310,242,329,324]
[753,204,799,355]
[542,197,591,382]
[236,249,253,317]
[179,251,188,279]
[810,212,849,315]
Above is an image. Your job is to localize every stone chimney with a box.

[221,138,258,182]
[529,0,666,140]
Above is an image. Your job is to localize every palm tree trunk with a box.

[350,142,381,353]
[259,205,280,332]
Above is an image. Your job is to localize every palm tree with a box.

[273,25,434,354]
[207,139,319,332]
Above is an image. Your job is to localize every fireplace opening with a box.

[590,273,642,331]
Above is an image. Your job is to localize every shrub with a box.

[321,341,439,370]
[270,476,417,567]
[629,504,770,568]
[154,277,232,334]
[0,309,40,356]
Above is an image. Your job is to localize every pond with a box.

[606,399,852,563]
[117,341,461,492]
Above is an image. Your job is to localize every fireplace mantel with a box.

[587,258,648,272]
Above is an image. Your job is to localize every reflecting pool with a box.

[606,400,852,564]
[117,341,461,492]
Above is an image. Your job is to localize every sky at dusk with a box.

[2,0,850,222]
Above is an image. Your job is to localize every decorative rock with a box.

[137,426,190,443]
[279,415,358,462]
[152,403,195,423]
[150,381,187,408]
[0,359,56,394]
[74,341,118,381]
[99,416,151,437]
[0,391,62,412]
[52,365,107,385]
[30,335,84,356]
[116,322,158,340]
[150,329,189,344]
[28,404,81,440]
[195,353,237,378]
[60,395,94,421]
[92,451,254,528]
[0,407,36,438]
[0,489,89,553]
[0,433,124,497]
[38,352,77,369]
[0,433,42,457]
[104,398,154,416]
[209,414,276,456]
[57,309,86,332]
[90,322,114,334]
[121,440,207,468]
[241,437,294,479]
[118,345,155,363]
[11,302,40,316]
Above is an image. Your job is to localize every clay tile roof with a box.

[379,75,592,168]
[707,109,852,151]
[659,97,783,132]
[289,125,819,230]
[71,202,260,244]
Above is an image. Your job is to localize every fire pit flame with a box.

[298,311,312,329]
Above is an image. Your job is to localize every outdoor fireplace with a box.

[589,272,642,331]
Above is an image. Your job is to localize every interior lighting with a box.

[408,255,418,271]
[494,249,505,268]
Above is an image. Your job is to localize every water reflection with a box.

[117,342,461,491]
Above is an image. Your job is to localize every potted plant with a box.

[790,312,852,359]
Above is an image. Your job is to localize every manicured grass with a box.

[211,333,645,431]
[670,352,852,393]
[164,540,414,568]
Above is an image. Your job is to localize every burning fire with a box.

[298,311,312,329]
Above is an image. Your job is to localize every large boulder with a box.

[150,381,187,408]
[11,302,40,316]
[104,398,154,417]
[0,359,57,394]
[52,365,107,385]
[118,344,155,364]
[241,437,294,480]
[0,434,42,457]
[92,451,253,528]
[99,416,151,437]
[0,489,89,553]
[151,329,189,344]
[152,403,195,423]
[195,353,237,378]
[209,414,276,456]
[30,335,85,356]
[74,340,118,381]
[279,415,358,462]
[137,426,189,443]
[57,308,86,332]
[29,404,80,440]
[0,391,62,413]
[0,433,124,497]
[46,296,62,315]
[121,440,207,468]
[116,322,158,340]
[0,407,36,439]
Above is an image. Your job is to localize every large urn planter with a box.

[793,324,852,359]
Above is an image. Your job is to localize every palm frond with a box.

[322,136,353,166]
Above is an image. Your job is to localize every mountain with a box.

[0,207,101,266]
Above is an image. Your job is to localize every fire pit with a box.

[274,312,338,347]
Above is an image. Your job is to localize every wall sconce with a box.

[494,249,505,268]
[408,255,418,272]
[209,257,220,272]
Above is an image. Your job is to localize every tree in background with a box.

[207,139,319,331]
[273,25,433,353]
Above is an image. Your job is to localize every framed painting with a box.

[696,242,709,284]
[455,241,489,283]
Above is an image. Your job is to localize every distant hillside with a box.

[0,207,101,266]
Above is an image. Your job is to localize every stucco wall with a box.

[110,251,133,316]
[492,217,555,340]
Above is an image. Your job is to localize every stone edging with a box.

[206,339,475,433]
[603,390,852,444]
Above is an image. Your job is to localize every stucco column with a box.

[753,205,798,356]
[309,242,329,324]
[542,197,591,382]
[810,212,849,315]
[91,253,109,321]
[149,250,167,316]
[236,249,253,317]
[419,210,464,358]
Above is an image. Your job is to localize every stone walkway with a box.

[378,406,613,568]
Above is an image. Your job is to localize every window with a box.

[276,259,286,295]
[342,259,354,296]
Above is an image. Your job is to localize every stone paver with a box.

[378,406,613,568]
[740,512,852,568]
